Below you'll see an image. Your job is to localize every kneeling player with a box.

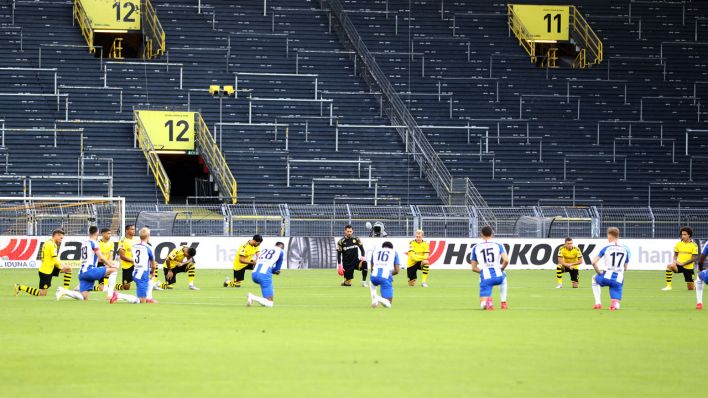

[368,241,400,308]
[407,229,430,287]
[247,242,285,308]
[14,229,73,297]
[225,235,262,288]
[697,267,708,310]
[591,227,630,311]
[158,245,198,290]
[469,226,509,310]
[56,226,135,303]
[662,227,698,291]
[556,237,582,288]
[132,228,157,304]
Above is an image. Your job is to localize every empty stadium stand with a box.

[0,0,706,207]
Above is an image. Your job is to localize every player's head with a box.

[382,241,394,249]
[415,229,424,242]
[680,227,693,241]
[251,234,263,247]
[564,237,573,249]
[344,224,353,238]
[138,227,150,241]
[100,228,111,240]
[480,225,494,239]
[275,242,285,249]
[88,225,99,238]
[606,227,620,242]
[183,246,196,259]
[51,229,65,243]
[125,224,135,238]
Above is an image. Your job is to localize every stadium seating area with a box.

[0,0,706,206]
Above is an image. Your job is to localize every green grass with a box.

[0,269,704,397]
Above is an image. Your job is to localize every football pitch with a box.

[1,269,703,398]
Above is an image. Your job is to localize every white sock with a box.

[117,293,140,304]
[500,277,508,302]
[252,295,273,307]
[697,278,704,304]
[106,271,117,297]
[592,276,602,305]
[377,297,391,307]
[60,288,84,301]
[369,281,377,303]
[147,280,154,300]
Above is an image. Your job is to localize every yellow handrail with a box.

[73,0,95,54]
[570,6,603,65]
[195,114,238,204]
[507,4,536,63]
[134,111,171,203]
[142,0,165,59]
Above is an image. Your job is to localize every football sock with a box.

[102,277,108,286]
[556,265,563,284]
[187,263,196,285]
[697,279,704,304]
[58,288,83,301]
[369,281,377,302]
[421,263,429,283]
[92,285,103,291]
[159,282,169,289]
[106,271,117,296]
[228,280,241,287]
[252,295,273,307]
[152,268,159,284]
[117,293,140,304]
[500,277,508,302]
[19,285,40,296]
[361,268,368,281]
[665,269,672,286]
[147,280,154,300]
[377,297,391,307]
[63,270,72,288]
[591,276,602,305]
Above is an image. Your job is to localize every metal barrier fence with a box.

[100,204,708,238]
[2,201,707,238]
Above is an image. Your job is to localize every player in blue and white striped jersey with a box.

[696,244,708,310]
[247,242,285,308]
[55,226,120,302]
[367,241,400,308]
[469,225,509,311]
[132,227,157,304]
[591,227,630,311]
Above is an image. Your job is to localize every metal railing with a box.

[142,0,166,59]
[570,6,603,67]
[73,0,95,54]
[133,111,171,203]
[195,113,237,204]
[324,0,491,223]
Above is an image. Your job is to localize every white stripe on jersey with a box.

[254,247,284,274]
[80,239,99,273]
[368,248,398,279]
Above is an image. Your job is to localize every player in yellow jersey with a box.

[14,229,72,297]
[157,245,198,290]
[117,224,139,290]
[556,237,583,289]
[224,234,262,288]
[407,229,430,287]
[90,228,115,291]
[662,227,699,291]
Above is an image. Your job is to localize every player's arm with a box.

[118,244,131,263]
[357,239,365,260]
[54,251,71,273]
[272,252,284,275]
[95,245,112,267]
[239,254,256,265]
[591,255,602,275]
[700,248,707,269]
[393,252,400,275]
[500,252,510,271]
[557,254,569,267]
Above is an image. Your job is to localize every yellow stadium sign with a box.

[136,110,196,151]
[81,0,141,31]
[511,4,570,41]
